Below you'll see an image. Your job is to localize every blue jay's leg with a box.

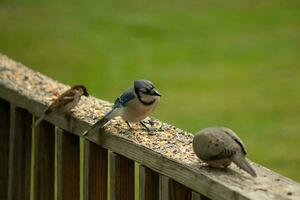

[126,121,132,130]
[146,118,158,128]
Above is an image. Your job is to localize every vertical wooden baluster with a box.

[0,99,10,200]
[192,192,211,200]
[84,140,108,200]
[169,180,192,200]
[110,152,134,200]
[139,165,159,200]
[201,194,211,200]
[57,129,80,200]
[159,175,169,200]
[192,192,201,200]
[34,120,55,200]
[7,105,32,200]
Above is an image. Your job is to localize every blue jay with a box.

[83,80,161,136]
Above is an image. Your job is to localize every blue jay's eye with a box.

[139,88,148,93]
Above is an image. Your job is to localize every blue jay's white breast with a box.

[120,96,160,122]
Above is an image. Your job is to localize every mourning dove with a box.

[192,127,257,177]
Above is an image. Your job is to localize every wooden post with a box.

[159,175,170,200]
[84,140,108,200]
[0,99,10,200]
[192,192,201,200]
[139,165,159,200]
[7,105,32,200]
[57,129,80,200]
[110,152,134,200]
[192,192,211,200]
[169,179,192,200]
[34,120,55,200]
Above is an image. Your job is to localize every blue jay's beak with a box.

[151,89,161,96]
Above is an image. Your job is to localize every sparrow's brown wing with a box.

[45,89,76,114]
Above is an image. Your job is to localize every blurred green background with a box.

[1,0,300,182]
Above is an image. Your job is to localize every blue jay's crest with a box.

[134,80,154,90]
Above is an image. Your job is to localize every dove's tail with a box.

[232,153,257,177]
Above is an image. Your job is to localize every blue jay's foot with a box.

[140,121,156,135]
[126,121,133,130]
[140,121,150,130]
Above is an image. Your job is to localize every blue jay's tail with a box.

[82,117,110,136]
[82,108,119,136]
[232,153,257,177]
[33,113,47,127]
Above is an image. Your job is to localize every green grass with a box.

[1,0,300,182]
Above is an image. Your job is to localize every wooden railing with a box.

[0,54,300,200]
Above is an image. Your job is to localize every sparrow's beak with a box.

[151,89,161,97]
[84,92,89,97]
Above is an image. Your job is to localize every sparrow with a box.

[34,84,89,127]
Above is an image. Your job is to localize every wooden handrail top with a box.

[1,54,299,200]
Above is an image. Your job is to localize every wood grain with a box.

[84,140,108,200]
[0,99,10,200]
[169,179,192,200]
[7,105,32,200]
[139,165,159,200]
[57,129,80,200]
[192,192,211,200]
[159,175,170,200]
[110,152,134,200]
[34,120,55,200]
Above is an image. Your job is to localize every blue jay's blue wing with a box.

[113,90,136,108]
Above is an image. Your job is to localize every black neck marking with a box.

[135,86,156,106]
[138,97,156,106]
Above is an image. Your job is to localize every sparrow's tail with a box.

[232,153,257,177]
[33,113,47,127]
